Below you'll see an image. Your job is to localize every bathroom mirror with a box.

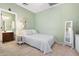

[1,11,16,32]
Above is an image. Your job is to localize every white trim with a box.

[56,41,64,45]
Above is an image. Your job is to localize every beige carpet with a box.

[0,41,79,56]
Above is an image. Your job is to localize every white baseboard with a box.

[55,41,64,45]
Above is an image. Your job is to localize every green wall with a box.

[0,3,79,43]
[0,3,35,30]
[35,3,79,42]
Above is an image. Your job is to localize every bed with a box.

[21,29,55,53]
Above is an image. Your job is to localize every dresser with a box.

[2,32,15,43]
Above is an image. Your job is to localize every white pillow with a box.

[30,29,37,34]
[21,30,27,35]
[22,29,37,35]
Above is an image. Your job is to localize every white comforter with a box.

[22,33,55,53]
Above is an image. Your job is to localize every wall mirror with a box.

[64,21,74,48]
[0,9,16,33]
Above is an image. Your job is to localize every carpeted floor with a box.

[0,41,79,56]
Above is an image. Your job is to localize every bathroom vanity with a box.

[2,32,15,43]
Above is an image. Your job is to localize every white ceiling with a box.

[16,3,59,13]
